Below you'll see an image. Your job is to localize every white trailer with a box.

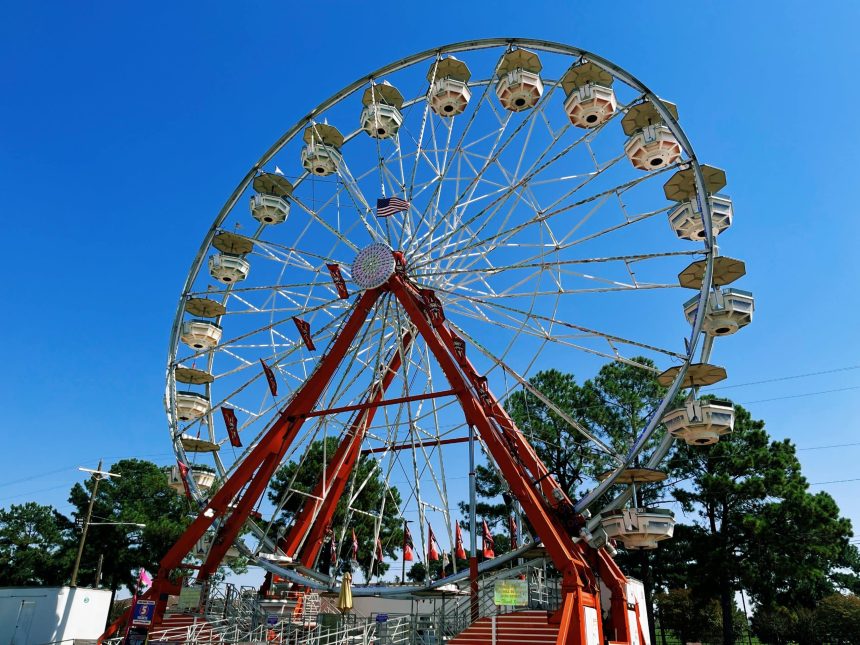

[0,586,111,644]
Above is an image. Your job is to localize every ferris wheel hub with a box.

[352,242,395,290]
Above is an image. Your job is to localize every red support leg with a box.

[282,331,414,565]
[388,276,585,584]
[99,289,382,641]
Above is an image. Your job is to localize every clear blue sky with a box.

[2,1,859,547]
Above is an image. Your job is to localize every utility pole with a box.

[95,554,104,588]
[70,460,120,587]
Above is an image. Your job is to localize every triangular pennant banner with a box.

[455,522,467,560]
[403,521,414,561]
[482,519,495,559]
[176,460,192,499]
[427,522,440,561]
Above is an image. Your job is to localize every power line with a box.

[798,441,860,452]
[810,478,860,487]
[706,365,860,390]
[741,385,860,404]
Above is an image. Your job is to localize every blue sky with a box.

[2,1,859,564]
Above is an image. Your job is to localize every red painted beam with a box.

[100,289,382,640]
[196,288,383,576]
[302,388,458,418]
[387,275,583,584]
[283,331,414,563]
[361,435,470,455]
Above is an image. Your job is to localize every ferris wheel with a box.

[161,38,754,595]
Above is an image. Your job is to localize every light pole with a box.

[70,460,121,587]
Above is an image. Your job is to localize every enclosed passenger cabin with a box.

[174,390,210,421]
[622,100,682,170]
[561,61,617,128]
[664,165,733,241]
[180,319,222,350]
[495,49,543,112]
[250,172,293,225]
[600,508,675,550]
[360,82,404,139]
[301,123,344,176]
[427,57,472,117]
[684,288,755,336]
[195,533,241,561]
[209,253,250,284]
[662,398,735,445]
[164,464,216,494]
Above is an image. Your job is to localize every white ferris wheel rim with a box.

[164,38,718,573]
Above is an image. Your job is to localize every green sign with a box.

[493,579,528,606]
[178,586,202,610]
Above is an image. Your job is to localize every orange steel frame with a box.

[100,272,637,645]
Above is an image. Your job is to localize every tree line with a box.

[478,361,860,645]
[3,361,859,644]
[0,459,191,596]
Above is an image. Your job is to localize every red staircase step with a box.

[449,610,560,645]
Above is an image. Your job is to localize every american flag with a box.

[376,196,409,217]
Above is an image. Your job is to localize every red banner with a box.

[326,263,349,299]
[427,522,440,561]
[482,519,495,559]
[455,522,467,560]
[419,289,445,322]
[260,358,278,396]
[403,521,414,561]
[351,529,359,560]
[293,317,316,351]
[451,331,466,363]
[221,407,241,447]
[376,537,384,562]
[176,460,192,499]
[476,375,492,408]
[392,251,408,279]
[509,515,519,550]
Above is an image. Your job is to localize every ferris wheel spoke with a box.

[443,290,683,362]
[449,321,623,461]
[413,91,630,266]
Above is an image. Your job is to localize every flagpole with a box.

[468,425,479,622]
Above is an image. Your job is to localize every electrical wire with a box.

[705,365,860,390]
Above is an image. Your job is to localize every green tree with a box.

[670,404,860,644]
[505,369,607,497]
[815,593,860,644]
[268,437,402,581]
[0,502,71,585]
[67,459,191,593]
[583,358,678,645]
[482,361,674,642]
[751,604,798,645]
[655,588,721,644]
